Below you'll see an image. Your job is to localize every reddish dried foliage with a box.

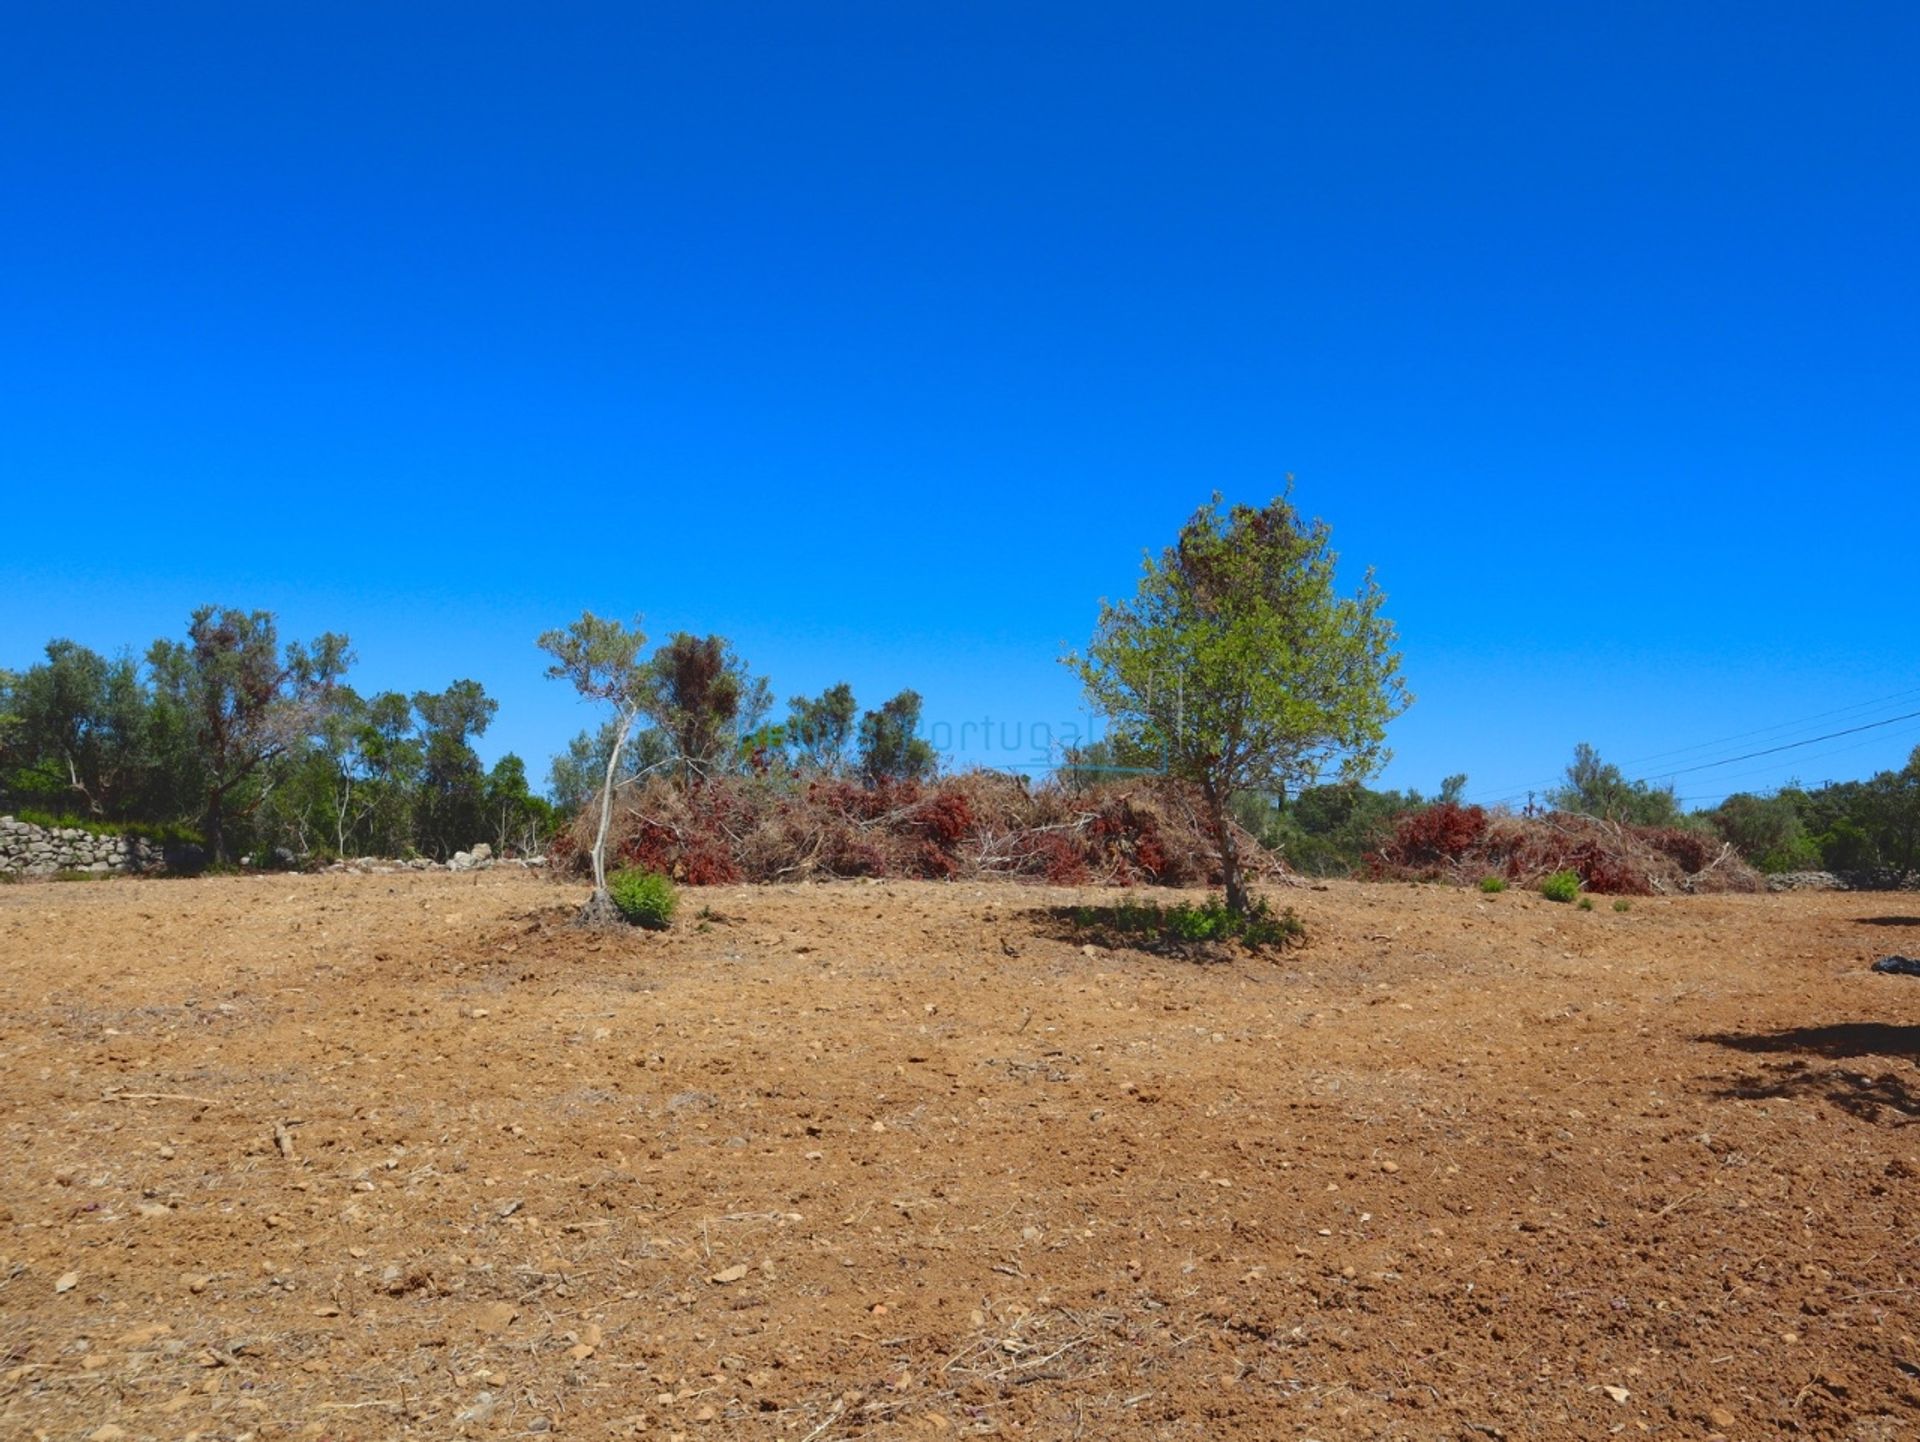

[1645,828,1717,874]
[1371,803,1488,875]
[1368,809,1761,896]
[561,771,1270,889]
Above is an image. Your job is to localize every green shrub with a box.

[608,867,677,929]
[1539,870,1580,903]
[1064,894,1303,953]
[1577,895,1594,911]
[1478,875,1506,894]
[1613,898,1631,913]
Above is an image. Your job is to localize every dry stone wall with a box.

[0,816,167,876]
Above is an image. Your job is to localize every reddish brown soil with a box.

[1,871,1917,1441]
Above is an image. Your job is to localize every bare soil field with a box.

[1,871,1916,1441]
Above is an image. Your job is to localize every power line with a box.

[1466,688,1920,806]
[1670,721,1920,802]
[1606,685,1920,771]
[1656,708,1920,779]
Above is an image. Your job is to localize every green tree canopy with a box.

[0,640,153,817]
[787,682,858,773]
[147,607,352,861]
[412,680,498,857]
[1548,742,1686,828]
[1067,493,1410,913]
[857,689,936,784]
[646,633,770,780]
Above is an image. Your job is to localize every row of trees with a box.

[544,631,938,816]
[1528,739,1920,876]
[1694,759,1920,876]
[0,608,548,863]
[7,506,1903,902]
[538,614,941,916]
[0,607,945,874]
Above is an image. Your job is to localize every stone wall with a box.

[1765,868,1920,892]
[0,816,167,876]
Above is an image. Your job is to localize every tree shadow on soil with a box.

[1023,906,1247,963]
[1857,915,1920,927]
[1699,1022,1920,1059]
[1696,1024,1920,1125]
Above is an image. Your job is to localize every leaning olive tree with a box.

[538,611,650,924]
[1067,493,1410,915]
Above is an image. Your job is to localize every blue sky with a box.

[3,2,1915,808]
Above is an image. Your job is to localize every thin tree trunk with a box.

[1202,775,1248,916]
[572,733,632,927]
[591,721,629,902]
[207,788,226,865]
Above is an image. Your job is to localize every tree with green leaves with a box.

[0,641,153,817]
[354,690,422,855]
[1548,743,1686,828]
[548,723,671,815]
[787,682,858,773]
[646,634,770,780]
[146,607,352,862]
[482,753,553,856]
[1066,493,1410,915]
[253,684,371,858]
[857,689,936,783]
[538,611,650,923]
[412,680,499,857]
[1706,789,1819,873]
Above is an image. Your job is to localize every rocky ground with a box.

[1,870,1916,1440]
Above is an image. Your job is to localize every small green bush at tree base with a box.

[608,867,677,929]
[1478,876,1506,894]
[1540,870,1580,903]
[1065,894,1304,953]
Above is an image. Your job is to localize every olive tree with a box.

[147,608,352,863]
[1067,493,1410,914]
[538,611,649,923]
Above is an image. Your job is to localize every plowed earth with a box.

[1,871,1917,1441]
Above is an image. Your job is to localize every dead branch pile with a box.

[1367,803,1762,896]
[553,770,1284,888]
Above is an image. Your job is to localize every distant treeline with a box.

[0,608,547,864]
[7,609,1913,881]
[0,609,939,867]
[545,632,938,817]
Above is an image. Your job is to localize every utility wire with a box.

[1466,687,1920,805]
[1478,716,1920,811]
[1604,685,1920,771]
[1671,721,1920,803]
[1654,708,1920,779]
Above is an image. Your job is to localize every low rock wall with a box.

[0,816,167,876]
[1764,869,1920,892]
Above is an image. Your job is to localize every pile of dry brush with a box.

[1366,802,1762,895]
[554,770,1281,888]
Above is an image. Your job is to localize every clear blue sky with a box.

[3,2,1915,808]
